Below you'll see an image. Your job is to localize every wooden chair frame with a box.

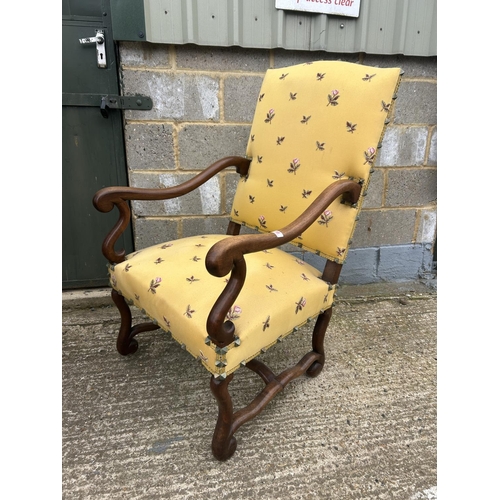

[93,155,362,460]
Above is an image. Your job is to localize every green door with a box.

[62,0,133,289]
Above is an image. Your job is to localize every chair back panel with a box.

[230,61,401,262]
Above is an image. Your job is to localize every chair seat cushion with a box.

[109,235,336,377]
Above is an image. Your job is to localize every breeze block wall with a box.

[119,43,437,285]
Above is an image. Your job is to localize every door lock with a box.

[79,30,107,69]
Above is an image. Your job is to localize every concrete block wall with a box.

[119,43,437,285]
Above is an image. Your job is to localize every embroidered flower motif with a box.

[316,141,325,151]
[192,256,201,262]
[249,195,255,203]
[346,122,357,133]
[364,147,377,165]
[332,170,345,179]
[288,158,300,175]
[154,257,164,264]
[258,215,267,228]
[257,156,263,163]
[186,276,200,284]
[184,305,195,318]
[279,205,287,212]
[267,179,274,187]
[134,293,140,301]
[317,72,326,81]
[301,115,311,124]
[279,73,288,80]
[362,73,376,82]
[381,100,390,112]
[300,273,310,281]
[148,277,162,294]
[259,93,265,102]
[251,134,255,141]
[234,209,239,217]
[276,136,285,145]
[337,247,346,257]
[295,297,306,314]
[318,210,333,227]
[161,243,173,249]
[295,259,305,266]
[302,189,312,199]
[124,264,132,272]
[266,284,278,292]
[198,350,209,362]
[226,305,242,320]
[265,109,275,123]
[264,262,274,270]
[327,90,340,106]
[262,316,271,331]
[163,316,171,328]
[289,92,297,100]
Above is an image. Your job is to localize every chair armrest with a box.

[92,156,251,263]
[204,179,361,347]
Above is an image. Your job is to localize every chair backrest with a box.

[230,61,401,263]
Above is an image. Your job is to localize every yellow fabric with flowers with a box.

[110,235,335,376]
[231,61,401,262]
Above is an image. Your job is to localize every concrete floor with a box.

[62,281,437,500]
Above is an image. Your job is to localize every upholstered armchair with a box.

[93,61,402,460]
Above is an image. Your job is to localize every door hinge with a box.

[62,93,153,118]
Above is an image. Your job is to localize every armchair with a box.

[93,61,402,460]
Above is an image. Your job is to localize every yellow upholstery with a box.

[231,61,401,262]
[108,61,402,379]
[110,235,335,376]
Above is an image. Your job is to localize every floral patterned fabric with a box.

[110,235,335,376]
[231,61,402,262]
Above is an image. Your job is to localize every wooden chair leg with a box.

[111,289,160,355]
[210,373,237,460]
[306,307,332,378]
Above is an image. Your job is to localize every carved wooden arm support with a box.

[92,156,251,263]
[205,179,362,347]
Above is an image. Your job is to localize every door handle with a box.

[79,30,107,69]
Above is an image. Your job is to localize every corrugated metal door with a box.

[62,0,133,289]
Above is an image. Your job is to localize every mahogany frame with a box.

[93,155,362,460]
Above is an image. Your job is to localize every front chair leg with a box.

[111,289,159,355]
[306,307,332,378]
[210,373,237,460]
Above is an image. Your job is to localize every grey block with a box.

[225,172,242,214]
[175,44,270,72]
[125,123,175,170]
[133,218,179,249]
[129,172,222,216]
[428,127,437,166]
[181,217,232,238]
[376,126,427,167]
[378,244,427,281]
[416,209,437,244]
[362,168,384,209]
[119,42,171,68]
[273,49,359,68]
[339,247,378,285]
[386,168,437,207]
[352,209,417,248]
[178,124,251,170]
[394,81,437,125]
[363,54,437,78]
[121,70,220,121]
[224,75,264,123]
